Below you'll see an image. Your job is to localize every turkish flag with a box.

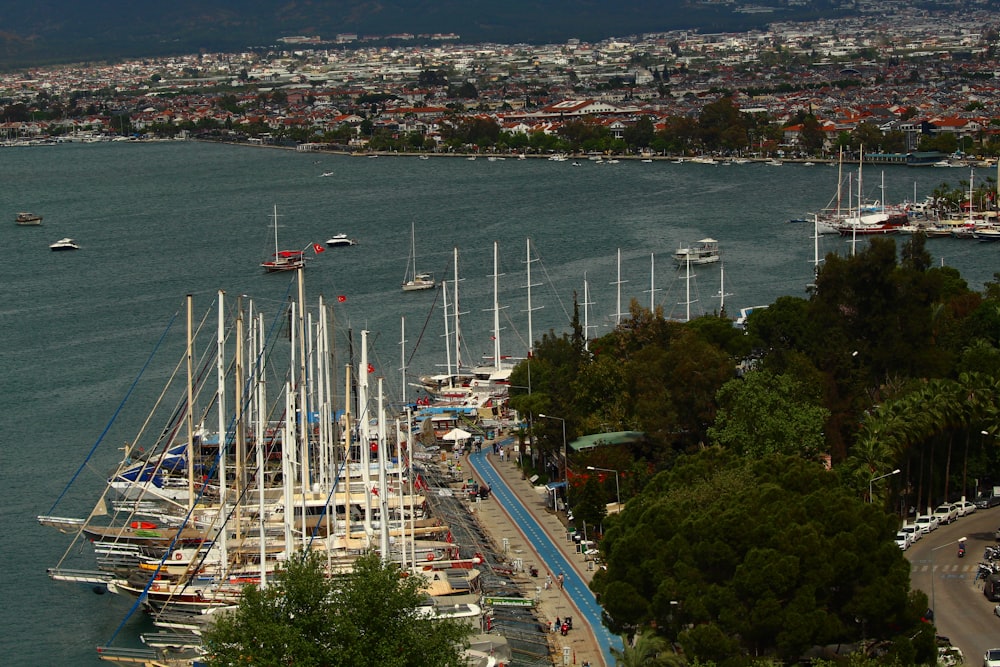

[313,243,325,254]
[367,363,375,373]
[337,295,347,302]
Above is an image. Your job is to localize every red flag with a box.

[337,295,347,303]
[371,485,379,497]
[367,363,375,373]
[313,243,325,254]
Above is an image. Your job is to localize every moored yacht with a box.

[673,238,720,266]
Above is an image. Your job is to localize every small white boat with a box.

[49,237,80,251]
[16,212,42,226]
[319,171,334,177]
[673,238,720,266]
[326,234,357,247]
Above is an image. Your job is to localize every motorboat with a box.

[16,212,42,226]
[326,234,358,247]
[49,237,80,251]
[673,238,720,266]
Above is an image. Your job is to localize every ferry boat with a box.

[15,212,42,226]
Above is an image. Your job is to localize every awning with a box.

[442,428,472,441]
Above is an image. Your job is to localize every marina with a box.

[2,141,999,666]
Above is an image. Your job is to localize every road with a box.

[907,505,1000,662]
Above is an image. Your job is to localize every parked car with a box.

[895,530,912,550]
[984,647,1000,667]
[915,515,940,533]
[901,524,922,544]
[933,503,960,525]
[955,500,977,516]
[976,492,1000,509]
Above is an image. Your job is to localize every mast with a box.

[646,252,659,312]
[272,205,280,258]
[611,248,628,325]
[400,316,407,407]
[359,329,373,540]
[524,238,542,358]
[254,311,267,587]
[685,255,692,323]
[582,273,594,351]
[453,248,462,375]
[377,378,390,561]
[411,221,417,282]
[296,269,309,494]
[442,279,452,379]
[185,294,195,513]
[234,297,245,541]
[342,364,354,547]
[215,290,228,571]
[716,263,732,314]
[492,241,502,372]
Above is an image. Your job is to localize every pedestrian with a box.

[557,572,564,590]
[544,574,552,590]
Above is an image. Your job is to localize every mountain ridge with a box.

[0,0,848,68]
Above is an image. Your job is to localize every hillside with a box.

[0,0,846,68]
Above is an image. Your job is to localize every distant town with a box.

[3,6,1000,160]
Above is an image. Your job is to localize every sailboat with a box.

[261,205,305,273]
[401,222,435,291]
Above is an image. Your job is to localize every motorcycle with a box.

[958,544,966,558]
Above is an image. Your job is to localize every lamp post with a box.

[587,465,621,511]
[868,468,901,503]
[538,413,567,504]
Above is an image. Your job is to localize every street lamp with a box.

[869,468,901,503]
[587,465,621,511]
[538,413,568,501]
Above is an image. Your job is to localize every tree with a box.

[707,369,829,460]
[590,451,934,664]
[201,551,473,667]
[610,629,680,666]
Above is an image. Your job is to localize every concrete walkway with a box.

[466,440,622,667]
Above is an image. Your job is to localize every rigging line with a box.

[45,310,179,516]
[532,254,574,326]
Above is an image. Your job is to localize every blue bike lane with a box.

[468,442,622,666]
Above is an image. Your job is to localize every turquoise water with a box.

[0,142,995,665]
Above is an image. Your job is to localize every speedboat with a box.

[49,237,80,251]
[326,234,357,247]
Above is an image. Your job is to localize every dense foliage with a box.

[200,551,473,667]
[591,450,934,665]
[508,235,1000,662]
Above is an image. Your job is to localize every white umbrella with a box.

[442,427,472,442]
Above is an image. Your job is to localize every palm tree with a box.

[611,629,682,667]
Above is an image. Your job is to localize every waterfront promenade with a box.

[466,439,620,667]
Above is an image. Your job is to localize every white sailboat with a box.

[402,222,435,291]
